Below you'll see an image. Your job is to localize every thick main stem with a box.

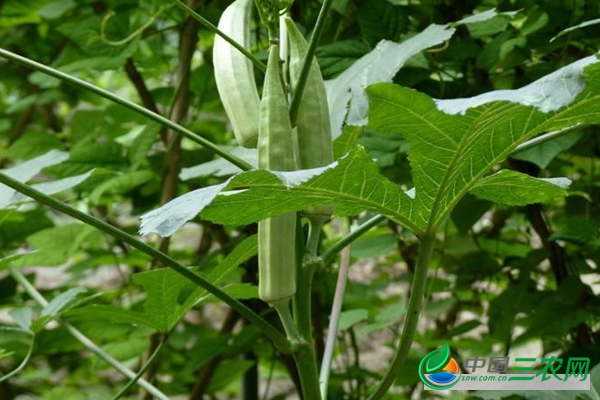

[293,341,322,400]
[367,233,436,400]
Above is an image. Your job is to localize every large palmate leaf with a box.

[141,148,418,237]
[367,57,600,230]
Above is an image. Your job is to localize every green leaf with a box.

[200,147,417,231]
[350,234,397,258]
[326,24,456,137]
[358,0,408,46]
[128,124,160,170]
[207,359,254,393]
[338,309,369,331]
[69,236,257,332]
[9,170,98,206]
[140,180,231,237]
[65,305,157,329]
[367,58,600,230]
[469,170,570,206]
[32,287,88,332]
[455,8,520,25]
[9,307,33,332]
[548,218,600,245]
[49,141,126,177]
[142,147,417,236]
[0,150,68,208]
[4,131,63,160]
[179,147,257,180]
[359,301,406,335]
[551,17,600,42]
[316,40,371,79]
[450,194,492,233]
[89,169,156,204]
[511,129,584,168]
[13,224,101,267]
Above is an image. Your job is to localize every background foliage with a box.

[0,0,599,399]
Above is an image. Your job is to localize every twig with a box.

[8,267,171,400]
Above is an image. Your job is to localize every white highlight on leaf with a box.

[455,8,519,24]
[139,179,231,237]
[326,24,456,138]
[9,170,96,205]
[539,177,572,189]
[271,161,339,188]
[180,147,257,180]
[435,54,600,115]
[0,150,69,209]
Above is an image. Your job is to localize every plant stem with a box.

[286,219,323,399]
[294,219,322,340]
[366,233,436,400]
[305,219,323,258]
[8,268,171,400]
[0,329,34,384]
[322,215,385,265]
[288,0,333,126]
[0,173,290,354]
[273,299,301,342]
[170,0,266,72]
[0,47,252,171]
[293,341,323,400]
[111,336,166,400]
[319,235,351,400]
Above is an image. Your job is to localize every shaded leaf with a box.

[470,170,570,206]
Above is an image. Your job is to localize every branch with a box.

[0,172,291,354]
[288,0,334,126]
[366,233,436,400]
[8,267,171,400]
[170,0,266,72]
[0,47,252,171]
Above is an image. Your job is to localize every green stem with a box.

[0,173,290,354]
[305,219,323,258]
[319,236,351,400]
[272,299,300,342]
[8,268,171,400]
[111,336,166,400]
[0,47,252,171]
[170,0,266,72]
[293,219,322,341]
[293,341,322,400]
[286,219,323,399]
[366,233,436,400]
[322,215,385,265]
[0,328,34,384]
[288,0,334,126]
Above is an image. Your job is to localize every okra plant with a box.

[1,0,599,399]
